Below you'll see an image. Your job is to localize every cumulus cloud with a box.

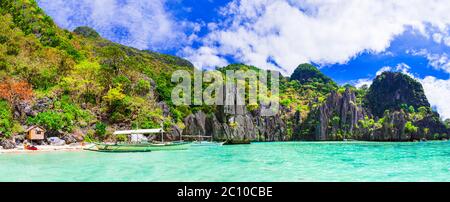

[421,76,450,120]
[185,0,450,74]
[354,78,372,88]
[409,49,450,73]
[376,66,393,76]
[37,0,198,50]
[182,46,229,69]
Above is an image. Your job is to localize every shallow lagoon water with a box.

[1,141,450,182]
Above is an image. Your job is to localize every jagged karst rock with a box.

[372,110,409,141]
[205,114,227,140]
[414,113,449,140]
[183,111,207,137]
[158,101,170,117]
[184,102,292,142]
[302,89,365,141]
[167,124,183,141]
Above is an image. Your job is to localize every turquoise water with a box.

[2,141,450,182]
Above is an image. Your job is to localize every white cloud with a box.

[354,78,372,88]
[410,49,450,73]
[186,0,450,75]
[37,0,198,50]
[182,46,229,69]
[421,76,450,120]
[376,66,392,76]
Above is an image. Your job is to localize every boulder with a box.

[14,134,25,144]
[62,134,78,144]
[47,137,66,146]
[72,129,85,142]
[0,139,16,149]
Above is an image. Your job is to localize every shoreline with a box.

[2,140,449,154]
[0,144,95,154]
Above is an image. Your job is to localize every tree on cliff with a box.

[0,78,33,108]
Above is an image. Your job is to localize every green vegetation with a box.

[405,121,418,135]
[27,97,91,132]
[0,0,196,141]
[0,101,13,138]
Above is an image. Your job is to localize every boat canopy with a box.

[113,129,164,135]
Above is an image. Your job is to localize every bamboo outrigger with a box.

[88,126,191,152]
[182,135,225,147]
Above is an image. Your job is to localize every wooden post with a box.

[160,123,164,143]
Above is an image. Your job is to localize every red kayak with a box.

[25,145,38,151]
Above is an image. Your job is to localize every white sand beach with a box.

[0,143,95,154]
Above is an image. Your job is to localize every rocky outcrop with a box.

[298,72,449,141]
[166,124,183,141]
[158,101,171,117]
[62,134,78,144]
[61,129,84,144]
[367,72,430,117]
[303,89,365,141]
[372,110,409,141]
[0,139,16,149]
[182,104,291,142]
[183,111,207,137]
[414,112,449,140]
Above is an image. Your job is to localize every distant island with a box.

[1,0,450,150]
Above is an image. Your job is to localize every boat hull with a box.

[191,141,225,147]
[93,142,191,152]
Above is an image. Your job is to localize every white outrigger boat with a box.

[191,141,225,146]
[182,134,225,147]
[88,128,191,152]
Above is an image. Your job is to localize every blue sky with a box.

[36,0,450,119]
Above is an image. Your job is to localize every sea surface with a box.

[1,141,450,182]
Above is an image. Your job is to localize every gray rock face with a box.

[183,104,291,142]
[301,88,436,141]
[371,111,408,141]
[183,111,207,137]
[62,134,79,144]
[0,139,16,149]
[158,102,171,117]
[167,124,183,141]
[414,113,449,140]
[313,89,365,140]
[33,98,53,113]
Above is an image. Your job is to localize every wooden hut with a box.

[26,126,46,141]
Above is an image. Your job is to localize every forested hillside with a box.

[1,0,449,149]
